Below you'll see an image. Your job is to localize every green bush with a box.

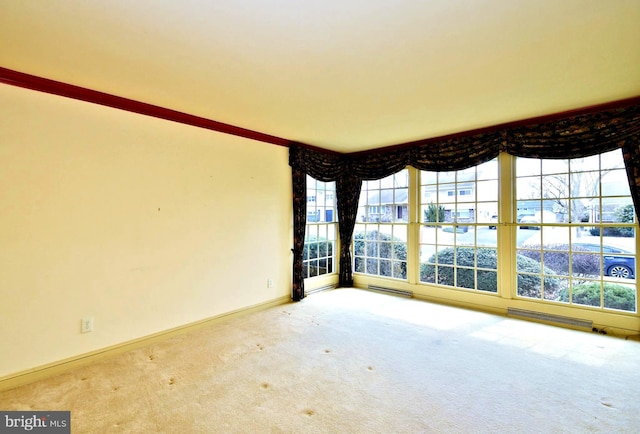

[419,247,560,296]
[354,231,407,278]
[303,237,334,277]
[420,247,496,290]
[424,202,445,223]
[589,227,634,237]
[589,204,635,238]
[518,244,601,277]
[589,204,635,237]
[558,282,636,311]
[616,204,635,224]
[303,238,334,260]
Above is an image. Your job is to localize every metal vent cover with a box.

[507,307,593,329]
[367,285,413,298]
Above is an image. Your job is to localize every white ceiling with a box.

[1,0,639,153]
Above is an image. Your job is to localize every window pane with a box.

[515,149,636,312]
[419,159,499,293]
[571,154,600,172]
[477,180,498,202]
[542,159,568,175]
[477,202,498,224]
[304,176,337,279]
[477,270,497,292]
[516,177,540,200]
[602,169,631,196]
[603,282,636,311]
[477,159,499,180]
[601,149,626,170]
[353,169,409,281]
[542,173,569,198]
[516,157,540,177]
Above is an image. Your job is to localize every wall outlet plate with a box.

[81,317,94,333]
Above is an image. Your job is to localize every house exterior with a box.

[359,188,408,223]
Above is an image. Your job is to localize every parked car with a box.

[519,215,540,230]
[488,215,498,229]
[517,213,535,222]
[573,243,635,279]
[519,211,556,229]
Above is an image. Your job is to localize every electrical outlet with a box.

[267,279,274,288]
[81,317,94,333]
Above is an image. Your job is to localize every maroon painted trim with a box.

[1,66,638,155]
[0,66,292,147]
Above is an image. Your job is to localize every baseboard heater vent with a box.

[507,308,592,329]
[306,284,336,295]
[367,285,413,298]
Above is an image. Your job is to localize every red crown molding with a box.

[1,66,638,156]
[0,66,292,147]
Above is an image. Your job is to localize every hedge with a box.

[517,244,600,277]
[354,230,407,279]
[558,282,636,311]
[420,247,561,296]
[303,237,334,277]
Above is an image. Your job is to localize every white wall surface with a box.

[0,85,292,377]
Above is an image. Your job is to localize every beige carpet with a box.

[1,288,640,433]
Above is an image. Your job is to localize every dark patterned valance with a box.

[288,146,346,182]
[291,103,640,180]
[289,101,640,300]
[504,105,640,159]
[289,130,504,181]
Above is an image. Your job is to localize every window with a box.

[515,149,636,312]
[419,159,499,292]
[303,176,337,278]
[354,170,409,279]
[350,150,637,315]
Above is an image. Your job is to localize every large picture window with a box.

[515,149,636,312]
[419,159,499,292]
[353,170,409,279]
[303,176,337,278]
[344,150,637,314]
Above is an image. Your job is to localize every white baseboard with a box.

[0,295,291,392]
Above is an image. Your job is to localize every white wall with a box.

[0,85,292,377]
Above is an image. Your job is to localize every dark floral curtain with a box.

[623,143,640,214]
[289,101,640,299]
[291,166,306,301]
[336,173,362,287]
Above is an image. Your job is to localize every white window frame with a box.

[353,169,409,280]
[351,152,638,321]
[512,150,637,313]
[304,176,338,280]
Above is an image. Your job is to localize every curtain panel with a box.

[289,103,640,300]
[291,166,306,301]
[336,174,363,287]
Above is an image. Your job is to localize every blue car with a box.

[604,254,635,279]
[574,243,635,279]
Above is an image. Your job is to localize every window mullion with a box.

[407,167,419,285]
[499,152,516,299]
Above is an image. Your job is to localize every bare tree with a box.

[527,158,612,223]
